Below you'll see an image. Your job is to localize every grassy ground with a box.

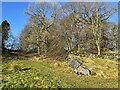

[1,53,118,89]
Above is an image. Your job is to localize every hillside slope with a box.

[1,54,118,88]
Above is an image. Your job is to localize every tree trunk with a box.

[113,30,117,52]
[37,46,40,55]
[97,44,101,55]
[96,41,101,55]
[77,30,81,53]
[78,44,80,52]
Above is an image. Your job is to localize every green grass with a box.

[1,54,118,88]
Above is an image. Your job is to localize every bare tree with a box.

[25,2,61,55]
[78,2,117,55]
[20,2,117,57]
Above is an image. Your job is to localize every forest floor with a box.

[1,52,119,88]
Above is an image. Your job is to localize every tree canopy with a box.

[1,20,10,48]
[19,2,118,57]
